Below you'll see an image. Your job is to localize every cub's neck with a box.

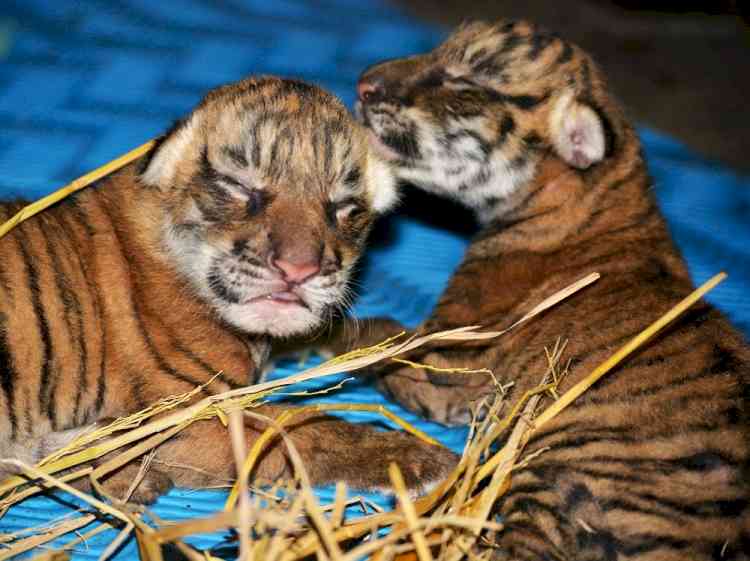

[478,133,661,254]
[67,162,249,344]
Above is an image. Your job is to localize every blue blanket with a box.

[1,1,748,558]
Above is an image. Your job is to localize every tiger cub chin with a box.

[338,20,750,559]
[0,76,457,504]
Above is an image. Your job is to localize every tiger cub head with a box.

[140,77,397,337]
[355,20,625,224]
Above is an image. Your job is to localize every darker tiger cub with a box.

[0,76,456,503]
[338,20,750,559]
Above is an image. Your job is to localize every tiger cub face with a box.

[141,77,397,337]
[356,21,612,224]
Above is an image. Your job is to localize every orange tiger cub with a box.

[0,77,456,503]
[341,21,750,559]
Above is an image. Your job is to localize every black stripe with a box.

[496,181,546,220]
[498,206,562,234]
[16,229,55,428]
[522,462,650,486]
[499,114,515,141]
[499,32,522,55]
[605,493,747,521]
[499,92,548,111]
[527,420,634,445]
[23,388,33,435]
[555,42,574,65]
[527,32,554,61]
[82,195,140,419]
[50,209,91,426]
[40,216,86,429]
[597,203,659,239]
[504,495,568,528]
[65,197,108,422]
[583,365,737,407]
[531,449,743,483]
[0,312,18,438]
[580,59,593,101]
[92,357,107,419]
[93,196,212,397]
[311,124,322,168]
[323,120,339,178]
[170,338,244,390]
[0,204,12,293]
[222,145,248,168]
[573,168,648,237]
[0,255,10,295]
[128,283,211,394]
[66,197,97,237]
[587,328,726,396]
[497,520,556,557]
[618,534,692,557]
[502,482,550,500]
[250,119,263,168]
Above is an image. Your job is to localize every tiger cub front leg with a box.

[327,317,497,426]
[84,405,457,503]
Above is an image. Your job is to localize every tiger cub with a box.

[0,77,456,503]
[343,21,750,559]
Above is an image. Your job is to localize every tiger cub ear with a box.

[365,151,399,213]
[140,115,203,188]
[548,92,606,170]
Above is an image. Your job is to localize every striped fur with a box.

[0,77,455,503]
[345,21,750,559]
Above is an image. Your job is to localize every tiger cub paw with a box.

[389,439,459,498]
[379,374,496,427]
[357,432,459,498]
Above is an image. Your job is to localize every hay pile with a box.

[0,270,724,561]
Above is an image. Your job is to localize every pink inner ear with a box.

[569,130,592,168]
[562,104,605,169]
[551,95,606,170]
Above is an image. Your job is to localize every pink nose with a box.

[357,80,382,102]
[273,258,320,284]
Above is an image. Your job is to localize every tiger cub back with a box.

[0,76,457,503]
[345,20,750,559]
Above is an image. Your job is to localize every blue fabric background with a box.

[1,1,748,559]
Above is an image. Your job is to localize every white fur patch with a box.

[393,116,535,224]
[365,153,399,213]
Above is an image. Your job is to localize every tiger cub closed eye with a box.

[336,20,750,560]
[0,76,456,503]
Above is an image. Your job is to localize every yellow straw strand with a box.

[0,139,155,240]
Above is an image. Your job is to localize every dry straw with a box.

[0,270,726,561]
[0,142,728,560]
